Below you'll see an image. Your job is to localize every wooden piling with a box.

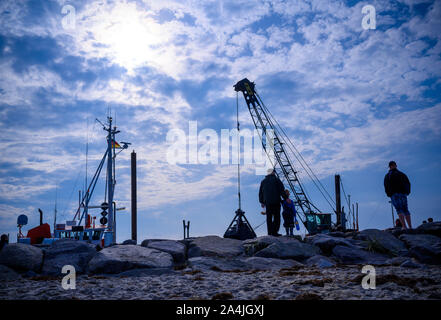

[131,150,137,242]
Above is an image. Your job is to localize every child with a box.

[282,189,297,236]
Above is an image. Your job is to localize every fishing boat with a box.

[17,116,130,248]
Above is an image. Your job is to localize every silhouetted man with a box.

[0,234,8,251]
[259,169,286,236]
[384,161,412,229]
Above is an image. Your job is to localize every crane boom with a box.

[234,78,331,234]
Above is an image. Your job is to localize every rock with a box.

[41,239,97,275]
[355,229,407,256]
[328,231,345,238]
[140,239,169,247]
[254,240,320,262]
[187,256,249,272]
[387,227,419,238]
[385,256,409,266]
[305,255,336,268]
[0,243,43,272]
[22,270,38,278]
[416,222,441,238]
[187,236,243,258]
[242,257,304,270]
[332,245,389,265]
[88,245,173,274]
[0,265,21,280]
[142,240,186,264]
[109,268,178,277]
[400,259,423,268]
[242,235,303,256]
[305,234,356,255]
[122,239,137,245]
[398,234,441,264]
[187,256,303,272]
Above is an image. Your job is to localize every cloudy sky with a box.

[0,0,440,242]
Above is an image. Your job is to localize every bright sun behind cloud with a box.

[85,2,167,72]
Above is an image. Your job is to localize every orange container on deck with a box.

[26,223,51,244]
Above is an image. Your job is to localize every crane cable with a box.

[340,176,353,228]
[236,91,242,211]
[258,93,335,208]
[256,92,337,212]
[236,92,274,230]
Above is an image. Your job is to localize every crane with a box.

[233,78,333,234]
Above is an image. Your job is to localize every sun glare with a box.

[93,4,164,72]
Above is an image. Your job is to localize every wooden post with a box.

[335,175,341,226]
[356,203,359,231]
[38,209,43,226]
[183,220,186,239]
[352,203,355,230]
[131,150,137,242]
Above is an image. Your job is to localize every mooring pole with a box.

[341,206,346,231]
[131,150,137,242]
[39,209,43,226]
[106,117,115,244]
[335,174,341,226]
[356,202,359,231]
[352,203,355,230]
[183,220,190,239]
[187,221,190,238]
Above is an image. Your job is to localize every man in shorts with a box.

[384,161,412,229]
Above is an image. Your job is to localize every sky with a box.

[0,0,440,243]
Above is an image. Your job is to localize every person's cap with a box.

[388,161,396,167]
[267,168,274,175]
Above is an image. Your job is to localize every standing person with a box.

[384,161,412,229]
[259,169,286,236]
[282,189,296,236]
[0,234,8,251]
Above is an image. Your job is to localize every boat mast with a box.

[105,116,119,243]
[53,186,57,232]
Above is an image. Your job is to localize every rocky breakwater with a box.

[1,222,441,300]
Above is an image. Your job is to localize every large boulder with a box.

[305,255,336,268]
[187,256,303,272]
[242,235,302,256]
[122,239,137,245]
[398,234,441,264]
[305,234,356,255]
[0,243,43,272]
[332,245,389,265]
[388,227,420,238]
[88,245,173,274]
[355,229,407,256]
[187,236,243,258]
[187,256,249,272]
[253,240,320,262]
[416,222,441,238]
[242,257,304,270]
[0,265,21,280]
[142,240,186,264]
[41,239,97,275]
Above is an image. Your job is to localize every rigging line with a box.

[256,93,336,205]
[340,177,352,216]
[259,97,336,208]
[236,91,241,210]
[60,167,83,221]
[85,117,89,195]
[256,94,336,211]
[254,219,267,230]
